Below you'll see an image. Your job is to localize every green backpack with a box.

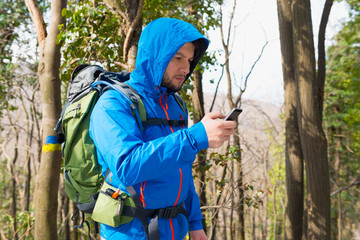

[54,64,188,239]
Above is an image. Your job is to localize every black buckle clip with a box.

[159,206,180,219]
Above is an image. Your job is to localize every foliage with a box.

[0,211,35,239]
[0,158,36,239]
[324,0,360,237]
[264,120,286,240]
[59,0,223,113]
[0,0,46,118]
[59,0,125,81]
[208,145,264,209]
[0,0,26,118]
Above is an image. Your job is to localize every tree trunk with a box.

[104,0,143,71]
[72,202,79,240]
[124,0,143,71]
[332,125,342,240]
[22,94,36,212]
[276,0,304,239]
[292,0,330,239]
[222,210,228,240]
[191,70,208,232]
[235,133,244,240]
[25,0,66,238]
[9,132,19,240]
[317,0,333,117]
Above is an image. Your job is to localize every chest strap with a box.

[124,186,188,240]
[143,118,188,127]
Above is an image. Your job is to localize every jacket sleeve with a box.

[89,90,209,187]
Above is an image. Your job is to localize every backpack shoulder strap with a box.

[92,76,146,133]
[142,93,188,128]
[173,93,187,117]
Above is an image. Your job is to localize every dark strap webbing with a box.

[121,201,188,240]
[107,172,188,240]
[173,93,187,116]
[143,118,188,127]
[126,186,151,239]
[121,203,188,220]
[72,210,92,239]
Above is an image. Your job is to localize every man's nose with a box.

[180,61,191,75]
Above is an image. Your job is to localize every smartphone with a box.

[224,108,243,121]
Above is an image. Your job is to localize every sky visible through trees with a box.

[203,0,349,105]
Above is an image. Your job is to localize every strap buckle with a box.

[158,205,182,219]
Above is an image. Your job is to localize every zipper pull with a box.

[116,198,122,215]
[73,104,81,117]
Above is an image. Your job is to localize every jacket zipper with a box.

[159,93,184,239]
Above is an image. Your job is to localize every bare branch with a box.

[331,177,360,196]
[114,61,130,71]
[234,40,268,106]
[209,61,227,112]
[103,0,128,21]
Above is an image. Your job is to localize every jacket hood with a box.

[128,18,209,96]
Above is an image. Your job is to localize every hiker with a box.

[89,17,237,240]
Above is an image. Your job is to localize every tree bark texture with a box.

[104,0,143,71]
[292,0,331,239]
[191,70,208,232]
[25,0,66,239]
[317,0,333,117]
[277,0,331,239]
[9,129,19,240]
[235,133,244,240]
[276,0,304,239]
[124,0,143,71]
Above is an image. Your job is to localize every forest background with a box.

[0,0,359,239]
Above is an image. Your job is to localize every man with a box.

[90,18,236,240]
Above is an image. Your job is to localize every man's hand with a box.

[190,229,208,240]
[201,112,237,148]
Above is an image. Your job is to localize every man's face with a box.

[161,42,195,92]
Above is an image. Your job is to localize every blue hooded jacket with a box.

[89,18,209,240]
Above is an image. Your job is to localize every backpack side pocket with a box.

[92,181,135,227]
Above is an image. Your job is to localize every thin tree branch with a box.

[331,177,360,196]
[114,61,130,71]
[209,61,227,112]
[103,0,128,21]
[234,40,268,106]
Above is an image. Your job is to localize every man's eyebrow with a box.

[174,52,186,57]
[174,52,194,60]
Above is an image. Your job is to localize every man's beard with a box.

[161,75,185,92]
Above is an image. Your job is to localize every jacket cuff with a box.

[189,219,204,231]
[188,122,209,151]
